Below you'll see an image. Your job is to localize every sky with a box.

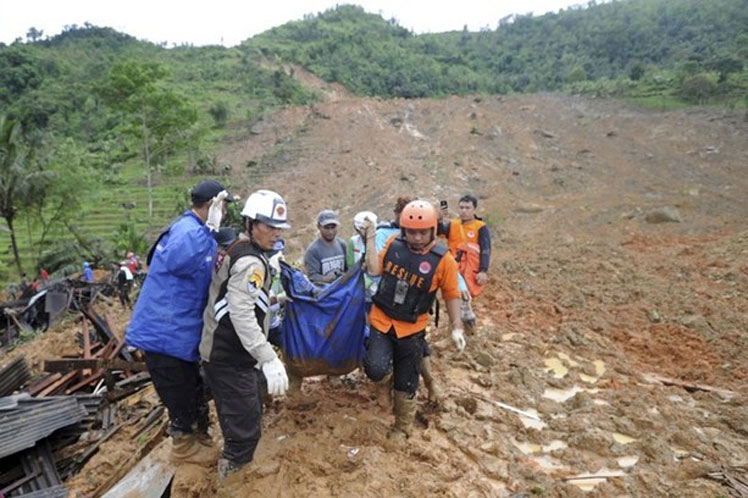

[1,0,587,47]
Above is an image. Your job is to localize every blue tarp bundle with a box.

[279,261,369,376]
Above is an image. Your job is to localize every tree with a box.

[0,115,47,275]
[23,138,98,265]
[26,27,44,43]
[566,65,587,83]
[101,60,197,219]
[706,57,744,83]
[208,101,230,128]
[628,61,645,81]
[681,73,717,104]
[0,47,43,103]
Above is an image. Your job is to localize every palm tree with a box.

[0,115,39,276]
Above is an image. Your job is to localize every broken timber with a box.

[42,358,147,373]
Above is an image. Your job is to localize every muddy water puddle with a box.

[565,468,627,491]
[611,432,637,445]
[542,385,600,402]
[543,352,607,384]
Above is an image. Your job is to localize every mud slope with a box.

[212,94,748,497]
[30,92,747,496]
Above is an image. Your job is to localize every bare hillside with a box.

[211,93,748,496]
[21,92,746,497]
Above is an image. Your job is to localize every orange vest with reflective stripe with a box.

[446,218,486,298]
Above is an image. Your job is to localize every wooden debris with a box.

[453,388,542,421]
[43,358,147,373]
[100,439,175,498]
[642,373,736,398]
[706,466,748,498]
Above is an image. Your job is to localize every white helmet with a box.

[241,190,291,229]
[353,211,378,234]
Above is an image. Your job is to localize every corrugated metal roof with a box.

[0,356,30,396]
[0,395,87,459]
[16,485,69,498]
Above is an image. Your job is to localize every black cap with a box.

[191,180,234,204]
[215,227,237,247]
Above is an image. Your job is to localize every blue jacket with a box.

[126,211,217,362]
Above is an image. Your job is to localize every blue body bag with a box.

[279,261,369,376]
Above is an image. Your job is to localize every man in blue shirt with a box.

[82,261,94,283]
[126,179,232,464]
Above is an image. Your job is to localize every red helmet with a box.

[400,200,437,235]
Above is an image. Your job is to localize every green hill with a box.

[244,0,748,98]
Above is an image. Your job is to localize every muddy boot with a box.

[461,298,477,332]
[375,372,393,409]
[389,390,417,439]
[420,356,442,404]
[217,458,245,482]
[171,433,218,466]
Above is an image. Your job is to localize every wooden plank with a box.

[27,373,62,396]
[642,373,736,398]
[37,371,78,397]
[100,439,174,498]
[43,358,147,373]
[82,318,92,358]
[65,369,104,395]
[82,318,92,376]
[93,338,116,359]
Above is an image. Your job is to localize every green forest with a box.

[0,0,746,282]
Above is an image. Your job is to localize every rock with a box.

[473,351,496,367]
[679,314,709,331]
[535,129,555,138]
[455,396,478,415]
[645,206,682,224]
[566,330,587,347]
[567,392,593,411]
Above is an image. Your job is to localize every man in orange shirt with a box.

[360,200,466,437]
[439,194,491,299]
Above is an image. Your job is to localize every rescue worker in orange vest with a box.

[438,194,491,299]
[360,200,466,437]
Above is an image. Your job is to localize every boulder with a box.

[645,206,682,223]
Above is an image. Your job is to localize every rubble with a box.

[0,298,158,498]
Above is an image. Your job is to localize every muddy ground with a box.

[6,87,747,497]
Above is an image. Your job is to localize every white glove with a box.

[206,190,229,232]
[358,216,376,239]
[275,291,293,305]
[268,252,283,275]
[261,357,289,396]
[451,328,466,353]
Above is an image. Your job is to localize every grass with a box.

[0,174,214,277]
